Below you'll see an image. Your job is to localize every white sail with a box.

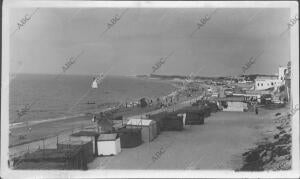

[91,79,98,88]
[91,73,104,89]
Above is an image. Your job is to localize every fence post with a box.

[43,138,45,158]
[57,135,59,147]
[43,138,45,149]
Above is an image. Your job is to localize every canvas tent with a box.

[115,128,142,148]
[97,133,121,156]
[126,118,157,142]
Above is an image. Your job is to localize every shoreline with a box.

[9,85,203,150]
[9,77,181,129]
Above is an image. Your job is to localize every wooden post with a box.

[43,138,45,158]
[56,135,59,147]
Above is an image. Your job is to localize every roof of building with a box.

[214,96,246,102]
[98,133,119,141]
[71,131,99,137]
[126,118,155,126]
[255,76,279,80]
[58,139,91,145]
[117,128,142,133]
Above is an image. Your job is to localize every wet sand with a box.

[88,109,279,170]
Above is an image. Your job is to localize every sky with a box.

[9,7,290,77]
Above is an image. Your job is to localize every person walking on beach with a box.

[254,103,258,115]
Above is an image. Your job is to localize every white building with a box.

[254,66,287,91]
[97,133,121,156]
[254,77,282,91]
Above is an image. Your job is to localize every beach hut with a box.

[97,133,121,156]
[115,128,142,148]
[150,112,185,131]
[126,118,157,142]
[176,107,205,125]
[70,131,99,156]
[15,148,88,170]
[57,139,94,163]
[207,102,219,112]
[148,112,166,134]
[186,112,205,125]
[203,105,211,117]
[161,114,184,131]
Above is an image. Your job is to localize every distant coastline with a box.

[136,73,279,81]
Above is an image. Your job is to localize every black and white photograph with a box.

[1,1,299,178]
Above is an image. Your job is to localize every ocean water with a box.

[9,74,175,124]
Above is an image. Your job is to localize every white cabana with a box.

[97,133,121,156]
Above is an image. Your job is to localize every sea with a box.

[9,74,176,124]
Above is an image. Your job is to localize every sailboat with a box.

[91,78,98,89]
[91,73,104,89]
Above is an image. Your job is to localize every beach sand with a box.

[9,90,202,157]
[88,108,281,170]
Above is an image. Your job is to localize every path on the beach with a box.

[88,109,278,170]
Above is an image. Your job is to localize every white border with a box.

[1,1,299,178]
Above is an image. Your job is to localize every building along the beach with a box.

[254,66,287,91]
[126,118,157,142]
[254,76,282,91]
[97,133,121,156]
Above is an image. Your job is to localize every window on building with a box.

[257,83,259,86]
[261,83,263,86]
[271,82,274,85]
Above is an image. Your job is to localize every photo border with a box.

[1,1,299,178]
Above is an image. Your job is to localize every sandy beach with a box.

[9,88,203,158]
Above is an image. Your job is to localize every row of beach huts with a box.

[12,100,220,170]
